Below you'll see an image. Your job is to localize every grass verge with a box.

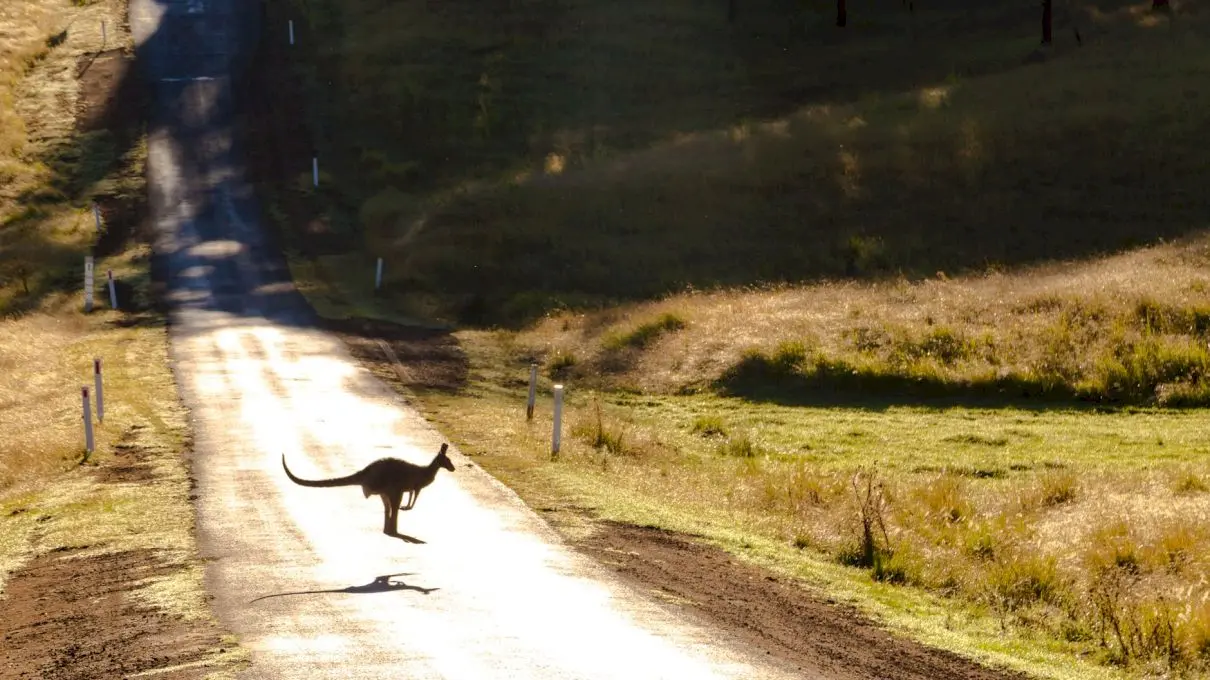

[0,0,246,674]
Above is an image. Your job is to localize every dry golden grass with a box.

[0,8,239,671]
[1,0,146,490]
[0,307,184,490]
[515,236,1210,404]
[1,0,128,213]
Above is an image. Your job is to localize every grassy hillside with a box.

[262,0,1205,326]
[513,238,1210,407]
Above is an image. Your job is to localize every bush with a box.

[548,351,576,378]
[1173,468,1209,495]
[602,312,687,350]
[983,553,1063,614]
[689,414,727,437]
[1093,335,1210,404]
[716,433,761,458]
[1037,470,1079,507]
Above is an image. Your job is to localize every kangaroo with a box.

[281,443,455,538]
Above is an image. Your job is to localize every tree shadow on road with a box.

[249,572,439,604]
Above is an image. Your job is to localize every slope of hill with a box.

[256,0,1205,326]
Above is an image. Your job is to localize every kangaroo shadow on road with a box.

[250,572,439,604]
[388,530,426,544]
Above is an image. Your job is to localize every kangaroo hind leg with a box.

[379,494,394,535]
[385,488,404,535]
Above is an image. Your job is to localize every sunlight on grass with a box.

[513,236,1210,408]
[917,85,953,109]
[0,312,184,487]
[415,334,1210,678]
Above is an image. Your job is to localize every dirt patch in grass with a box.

[324,317,468,393]
[76,48,140,135]
[92,424,158,484]
[576,520,1025,680]
[0,547,235,679]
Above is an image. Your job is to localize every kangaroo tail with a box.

[281,454,363,488]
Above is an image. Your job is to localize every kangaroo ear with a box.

[438,443,449,455]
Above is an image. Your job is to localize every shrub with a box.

[770,340,810,371]
[1037,470,1079,507]
[912,475,973,525]
[1150,521,1205,572]
[785,464,834,510]
[1133,298,1210,335]
[573,398,631,457]
[1086,521,1143,576]
[548,351,576,377]
[918,326,971,365]
[1094,335,1210,404]
[716,433,761,458]
[602,312,687,350]
[689,414,727,437]
[983,553,1063,614]
[846,325,891,353]
[1173,468,1209,495]
[871,546,918,585]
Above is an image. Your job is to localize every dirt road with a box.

[127,0,811,677]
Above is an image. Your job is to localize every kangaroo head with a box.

[434,443,455,472]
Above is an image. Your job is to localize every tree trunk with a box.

[727,0,736,23]
[837,0,847,27]
[1152,0,1170,8]
[1041,0,1053,44]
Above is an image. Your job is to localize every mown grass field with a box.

[0,1,242,671]
[257,0,1210,676]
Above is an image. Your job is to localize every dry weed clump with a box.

[1172,467,1209,495]
[717,455,1210,673]
[1081,518,1210,671]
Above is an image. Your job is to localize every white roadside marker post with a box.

[375,257,384,292]
[289,20,295,45]
[94,358,105,423]
[107,270,118,309]
[312,157,319,187]
[93,203,102,231]
[84,256,95,313]
[101,20,107,46]
[552,384,564,458]
[82,387,95,458]
[526,363,538,421]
